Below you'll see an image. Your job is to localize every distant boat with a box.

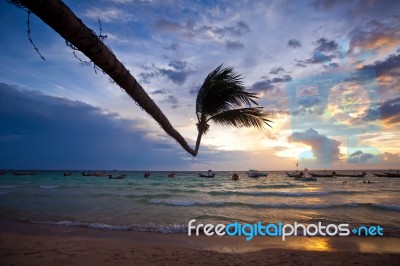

[82,171,103,177]
[374,171,400,177]
[168,172,176,178]
[309,171,335,178]
[109,173,127,179]
[13,171,36,176]
[286,172,302,178]
[335,172,366,177]
[63,171,72,176]
[247,170,267,178]
[232,172,239,180]
[144,172,151,178]
[295,176,317,181]
[199,170,215,178]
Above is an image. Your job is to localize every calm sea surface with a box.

[0,171,399,235]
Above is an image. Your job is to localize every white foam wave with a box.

[0,185,16,189]
[40,185,59,189]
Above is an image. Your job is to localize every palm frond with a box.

[209,107,273,129]
[196,65,259,119]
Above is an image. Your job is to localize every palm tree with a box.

[9,0,272,156]
[193,65,271,155]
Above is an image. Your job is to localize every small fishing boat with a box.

[109,173,127,179]
[199,170,215,178]
[63,171,72,176]
[144,172,151,178]
[295,176,317,181]
[168,172,176,178]
[286,172,302,178]
[232,172,239,180]
[335,172,366,177]
[247,170,267,178]
[309,171,335,178]
[374,171,400,177]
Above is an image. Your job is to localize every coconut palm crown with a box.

[196,65,272,133]
[192,65,272,155]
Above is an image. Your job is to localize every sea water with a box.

[0,171,399,236]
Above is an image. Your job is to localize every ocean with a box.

[0,171,399,236]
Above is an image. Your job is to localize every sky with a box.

[0,0,399,171]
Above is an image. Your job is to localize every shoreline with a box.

[1,220,399,265]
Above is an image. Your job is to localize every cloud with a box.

[84,7,131,22]
[158,60,192,85]
[288,39,302,49]
[270,67,285,74]
[348,19,400,55]
[364,97,400,125]
[225,40,245,50]
[298,38,339,65]
[151,89,166,95]
[250,75,292,93]
[162,95,180,109]
[361,53,400,78]
[347,150,375,164]
[139,60,192,85]
[288,128,342,164]
[0,83,188,170]
[155,18,250,41]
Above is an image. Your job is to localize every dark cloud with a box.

[158,60,191,85]
[361,53,400,77]
[163,43,179,51]
[288,39,302,49]
[364,97,400,125]
[297,38,339,65]
[288,128,342,164]
[291,96,324,116]
[270,67,285,74]
[0,83,188,170]
[151,89,166,95]
[347,150,375,164]
[214,21,250,37]
[250,75,292,93]
[225,40,245,50]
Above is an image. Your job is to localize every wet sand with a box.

[1,220,399,265]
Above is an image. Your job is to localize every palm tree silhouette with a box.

[10,0,272,156]
[192,65,271,155]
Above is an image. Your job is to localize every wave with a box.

[369,203,400,212]
[0,185,17,189]
[40,185,59,189]
[208,190,358,197]
[147,199,359,209]
[0,191,11,195]
[147,199,400,212]
[31,220,188,233]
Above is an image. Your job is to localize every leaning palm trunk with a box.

[13,0,199,156]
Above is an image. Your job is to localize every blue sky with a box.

[0,0,399,170]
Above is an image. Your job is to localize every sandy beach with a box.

[1,220,399,266]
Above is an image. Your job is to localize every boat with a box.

[286,172,302,178]
[232,172,239,180]
[374,172,400,177]
[168,172,176,178]
[335,172,366,177]
[63,171,72,176]
[12,171,37,176]
[295,176,317,181]
[144,172,151,178]
[82,171,104,176]
[0,170,7,175]
[199,170,215,178]
[109,173,127,179]
[309,171,336,178]
[247,170,267,178]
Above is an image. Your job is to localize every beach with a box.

[1,220,399,266]
[1,171,399,265]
